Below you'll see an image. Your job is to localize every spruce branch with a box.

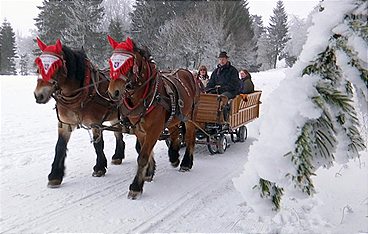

[335,36,368,88]
[256,178,284,211]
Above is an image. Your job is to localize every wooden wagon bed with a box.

[195,91,262,128]
[160,91,262,154]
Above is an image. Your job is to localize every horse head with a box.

[34,38,66,104]
[106,36,154,101]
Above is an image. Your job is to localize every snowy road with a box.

[2,72,366,233]
[0,75,268,233]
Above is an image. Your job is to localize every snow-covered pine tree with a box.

[130,0,196,53]
[101,0,132,33]
[19,54,29,76]
[257,32,275,70]
[213,0,257,70]
[251,14,266,71]
[234,0,367,212]
[108,17,126,42]
[252,15,266,40]
[154,2,223,70]
[0,19,17,75]
[281,15,308,67]
[62,0,107,68]
[153,0,257,70]
[34,0,69,45]
[16,34,37,75]
[267,0,290,69]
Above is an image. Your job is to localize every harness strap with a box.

[161,76,176,128]
[161,71,190,123]
[54,60,119,133]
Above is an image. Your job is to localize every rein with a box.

[55,60,113,109]
[53,59,118,132]
[54,59,92,110]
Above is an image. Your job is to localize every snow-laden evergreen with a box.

[153,5,221,70]
[131,0,257,70]
[62,0,107,68]
[267,0,290,69]
[101,0,132,34]
[282,15,308,67]
[16,34,37,75]
[251,14,265,71]
[0,19,17,75]
[34,0,69,45]
[234,0,367,213]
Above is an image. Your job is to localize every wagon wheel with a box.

[230,132,237,143]
[237,126,247,142]
[217,134,227,154]
[207,137,218,155]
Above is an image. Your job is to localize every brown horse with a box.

[34,38,126,187]
[106,36,200,199]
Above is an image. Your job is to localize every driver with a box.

[205,51,240,99]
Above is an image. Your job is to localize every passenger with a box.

[192,70,205,92]
[206,51,240,99]
[239,69,254,94]
[197,65,210,87]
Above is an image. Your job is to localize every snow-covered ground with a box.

[0,70,367,233]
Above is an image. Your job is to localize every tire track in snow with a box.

[2,164,135,233]
[125,154,246,233]
[2,144,208,233]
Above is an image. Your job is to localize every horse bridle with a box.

[36,52,68,98]
[112,50,153,98]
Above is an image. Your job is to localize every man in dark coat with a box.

[206,51,241,99]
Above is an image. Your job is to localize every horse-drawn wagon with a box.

[161,91,262,154]
[194,91,262,154]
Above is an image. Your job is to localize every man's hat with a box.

[218,51,229,58]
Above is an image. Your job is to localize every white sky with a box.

[0,0,320,37]
[248,0,320,23]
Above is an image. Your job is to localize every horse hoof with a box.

[111,159,122,165]
[127,190,142,200]
[144,176,153,182]
[171,159,180,168]
[47,179,62,188]
[179,167,190,172]
[92,170,106,177]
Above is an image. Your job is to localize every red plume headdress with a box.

[107,36,135,80]
[34,38,63,81]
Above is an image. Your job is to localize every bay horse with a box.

[34,38,126,187]
[107,36,200,199]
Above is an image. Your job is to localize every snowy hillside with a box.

[1,70,366,233]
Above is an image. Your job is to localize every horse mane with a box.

[62,45,87,83]
[133,42,153,62]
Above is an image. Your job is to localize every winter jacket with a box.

[195,77,205,92]
[240,77,254,94]
[198,74,209,88]
[206,62,240,98]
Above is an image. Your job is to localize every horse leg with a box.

[135,138,141,154]
[144,154,156,182]
[168,125,181,167]
[180,121,196,171]
[92,128,108,177]
[128,125,160,199]
[48,124,74,188]
[111,131,125,165]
